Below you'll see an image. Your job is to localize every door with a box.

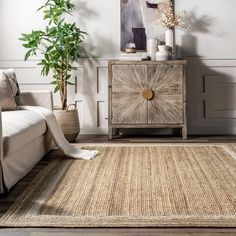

[147,64,184,124]
[111,64,148,124]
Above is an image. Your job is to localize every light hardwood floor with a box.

[1,135,236,236]
[1,228,236,236]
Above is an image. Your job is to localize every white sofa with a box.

[0,91,54,193]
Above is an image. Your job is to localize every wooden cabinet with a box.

[108,60,187,139]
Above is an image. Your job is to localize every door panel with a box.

[147,65,184,124]
[111,65,148,124]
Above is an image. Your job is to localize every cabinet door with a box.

[147,65,184,124]
[111,65,148,124]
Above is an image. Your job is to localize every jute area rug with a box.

[1,143,236,228]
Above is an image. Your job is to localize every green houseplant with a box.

[20,0,86,110]
[20,0,87,141]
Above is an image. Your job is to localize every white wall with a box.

[175,0,236,59]
[175,0,236,134]
[0,0,121,60]
[1,0,236,134]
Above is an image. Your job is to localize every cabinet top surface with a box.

[109,60,186,65]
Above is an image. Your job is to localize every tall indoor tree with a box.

[20,0,86,110]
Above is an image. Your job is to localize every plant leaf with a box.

[24,50,32,61]
[54,86,59,93]
[67,81,75,85]
[50,80,58,85]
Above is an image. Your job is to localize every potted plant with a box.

[20,0,87,142]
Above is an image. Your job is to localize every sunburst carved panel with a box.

[111,65,148,124]
[111,64,184,125]
[147,65,183,124]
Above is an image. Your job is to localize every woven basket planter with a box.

[54,104,80,142]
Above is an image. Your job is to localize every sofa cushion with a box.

[2,68,24,106]
[0,71,17,111]
[2,110,47,157]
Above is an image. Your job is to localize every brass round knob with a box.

[142,89,154,100]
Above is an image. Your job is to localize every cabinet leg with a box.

[108,128,113,140]
[182,126,187,139]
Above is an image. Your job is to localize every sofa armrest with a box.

[21,91,53,111]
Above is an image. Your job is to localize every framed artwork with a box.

[121,0,171,51]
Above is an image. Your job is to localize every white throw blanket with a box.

[20,106,99,160]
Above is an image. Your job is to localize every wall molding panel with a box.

[0,59,109,134]
[187,59,236,134]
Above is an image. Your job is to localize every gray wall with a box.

[0,0,236,134]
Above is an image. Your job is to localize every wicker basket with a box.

[54,104,80,142]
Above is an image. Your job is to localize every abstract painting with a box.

[121,0,171,51]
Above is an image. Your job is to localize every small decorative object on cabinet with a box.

[156,45,170,61]
[125,43,137,53]
[108,60,187,139]
[147,38,159,60]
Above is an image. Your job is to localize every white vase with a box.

[147,39,157,61]
[156,45,169,61]
[165,29,174,57]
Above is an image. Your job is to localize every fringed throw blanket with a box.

[20,106,99,160]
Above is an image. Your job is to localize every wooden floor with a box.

[78,134,236,143]
[1,135,236,236]
[0,228,236,236]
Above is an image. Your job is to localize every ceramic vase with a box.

[156,45,170,61]
[165,29,174,57]
[147,39,157,61]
